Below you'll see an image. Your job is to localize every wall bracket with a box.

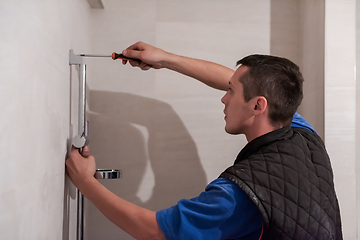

[69,50,88,148]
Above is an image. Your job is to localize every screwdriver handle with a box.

[112,52,141,62]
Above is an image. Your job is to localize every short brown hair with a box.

[237,54,304,128]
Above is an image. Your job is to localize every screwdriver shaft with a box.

[79,54,111,57]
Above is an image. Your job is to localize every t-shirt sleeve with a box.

[156,178,262,240]
[291,112,316,133]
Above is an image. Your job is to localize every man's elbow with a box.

[136,229,166,240]
[132,211,166,240]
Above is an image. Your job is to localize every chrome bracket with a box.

[69,49,85,65]
[69,50,88,149]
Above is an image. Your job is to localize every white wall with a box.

[325,0,357,239]
[356,0,360,237]
[0,1,92,239]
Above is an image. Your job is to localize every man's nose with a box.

[221,91,229,104]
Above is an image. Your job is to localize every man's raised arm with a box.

[121,41,234,91]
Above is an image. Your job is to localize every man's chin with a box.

[225,126,241,135]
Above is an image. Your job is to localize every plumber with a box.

[66,41,342,240]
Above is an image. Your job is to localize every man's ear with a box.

[253,96,267,115]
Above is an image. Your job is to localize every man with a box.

[66,41,342,239]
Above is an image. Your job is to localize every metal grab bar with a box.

[69,50,88,240]
[79,64,86,138]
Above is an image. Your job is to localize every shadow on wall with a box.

[84,91,207,240]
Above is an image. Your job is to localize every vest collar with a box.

[235,125,293,164]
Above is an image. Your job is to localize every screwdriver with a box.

[79,52,141,62]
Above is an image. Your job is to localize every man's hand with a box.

[65,146,96,191]
[121,41,170,70]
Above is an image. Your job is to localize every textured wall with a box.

[0,0,91,239]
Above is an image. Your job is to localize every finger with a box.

[126,41,145,51]
[65,155,74,167]
[82,146,90,158]
[122,59,127,65]
[139,62,147,69]
[129,60,140,67]
[141,65,151,71]
[122,49,142,60]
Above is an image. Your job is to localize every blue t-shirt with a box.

[291,112,316,133]
[157,178,263,240]
[156,113,315,240]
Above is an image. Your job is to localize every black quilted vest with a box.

[220,126,342,240]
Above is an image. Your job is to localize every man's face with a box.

[221,66,255,135]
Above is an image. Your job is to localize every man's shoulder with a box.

[245,128,326,163]
[290,127,326,149]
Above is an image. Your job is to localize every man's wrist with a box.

[163,52,189,73]
[78,176,98,196]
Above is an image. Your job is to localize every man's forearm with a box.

[123,42,234,91]
[80,178,165,240]
[163,52,234,91]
